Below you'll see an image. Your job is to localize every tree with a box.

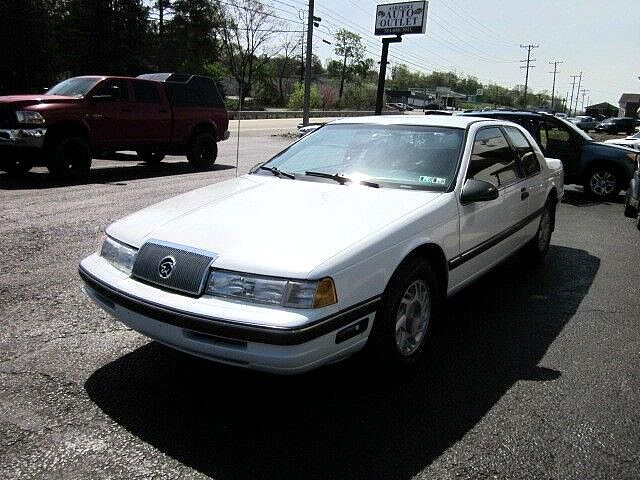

[288,82,321,110]
[319,84,338,110]
[333,29,365,102]
[220,0,283,109]
[272,34,301,105]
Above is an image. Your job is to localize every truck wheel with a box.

[137,151,165,165]
[584,165,620,200]
[3,158,33,177]
[47,136,91,179]
[624,193,638,218]
[187,132,217,170]
[366,257,440,372]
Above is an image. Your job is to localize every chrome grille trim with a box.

[131,239,217,296]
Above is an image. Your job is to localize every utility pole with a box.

[302,0,315,127]
[338,47,350,102]
[574,72,583,116]
[580,89,589,114]
[564,91,569,114]
[520,44,539,108]
[375,35,402,115]
[548,60,563,111]
[568,74,579,117]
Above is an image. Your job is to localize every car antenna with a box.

[235,97,241,178]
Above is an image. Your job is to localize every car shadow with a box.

[561,188,626,207]
[85,245,599,480]
[0,158,235,190]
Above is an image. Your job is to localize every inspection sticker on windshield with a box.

[418,176,446,185]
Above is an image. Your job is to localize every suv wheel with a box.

[47,136,91,179]
[584,165,620,200]
[624,192,638,218]
[366,257,440,371]
[187,132,217,170]
[137,151,165,165]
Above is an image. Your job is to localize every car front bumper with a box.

[0,128,47,148]
[79,258,378,374]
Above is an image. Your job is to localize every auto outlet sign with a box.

[375,1,428,35]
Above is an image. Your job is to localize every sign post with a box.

[374,1,428,115]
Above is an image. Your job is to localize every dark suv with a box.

[594,117,636,135]
[459,111,638,199]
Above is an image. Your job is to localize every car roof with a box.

[329,115,496,128]
[458,110,546,119]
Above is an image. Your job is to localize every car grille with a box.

[0,105,15,128]
[131,240,217,296]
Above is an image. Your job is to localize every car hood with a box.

[0,95,81,108]
[593,141,638,154]
[107,175,442,278]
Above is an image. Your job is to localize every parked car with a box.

[603,131,640,151]
[623,156,640,230]
[0,74,229,178]
[459,110,637,199]
[79,115,564,374]
[594,117,636,135]
[569,115,598,132]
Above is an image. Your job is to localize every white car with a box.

[80,116,564,374]
[604,131,640,151]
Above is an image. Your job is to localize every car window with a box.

[92,79,130,102]
[504,126,541,176]
[133,82,161,103]
[539,120,572,151]
[467,127,521,188]
[262,124,465,191]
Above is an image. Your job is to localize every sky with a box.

[271,0,640,106]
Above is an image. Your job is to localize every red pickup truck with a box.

[0,73,229,178]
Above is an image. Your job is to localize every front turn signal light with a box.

[313,278,338,308]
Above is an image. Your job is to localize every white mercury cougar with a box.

[80,116,564,374]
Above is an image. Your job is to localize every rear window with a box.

[133,82,161,103]
[165,78,224,108]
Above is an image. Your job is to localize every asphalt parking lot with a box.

[1,129,639,479]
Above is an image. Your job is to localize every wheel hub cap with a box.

[590,171,617,196]
[395,280,431,356]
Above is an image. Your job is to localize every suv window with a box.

[504,126,540,176]
[539,120,571,152]
[133,82,161,103]
[92,79,129,101]
[467,127,521,188]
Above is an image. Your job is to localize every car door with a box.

[536,118,580,179]
[129,80,172,147]
[503,125,546,219]
[452,126,528,286]
[87,79,134,147]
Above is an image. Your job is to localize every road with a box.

[0,126,639,480]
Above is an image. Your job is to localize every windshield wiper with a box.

[304,171,379,188]
[259,165,295,179]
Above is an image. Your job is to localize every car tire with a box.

[137,151,165,165]
[47,136,91,179]
[187,132,217,170]
[522,199,555,264]
[624,193,638,219]
[366,257,440,372]
[3,158,33,177]
[584,165,621,200]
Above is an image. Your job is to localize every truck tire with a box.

[583,164,621,200]
[47,136,91,180]
[365,257,440,372]
[137,151,165,165]
[187,132,217,170]
[3,158,33,177]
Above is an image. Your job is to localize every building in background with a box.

[619,93,640,118]
[585,102,619,118]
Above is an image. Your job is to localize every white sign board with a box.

[375,1,428,36]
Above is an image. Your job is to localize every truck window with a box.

[92,79,130,101]
[504,126,541,176]
[467,127,521,188]
[133,82,161,103]
[539,121,571,152]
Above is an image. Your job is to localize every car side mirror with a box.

[460,179,499,204]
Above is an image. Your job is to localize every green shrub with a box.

[287,82,322,110]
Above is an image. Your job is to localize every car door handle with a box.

[520,187,529,200]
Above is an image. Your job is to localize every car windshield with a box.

[47,77,101,97]
[260,123,465,190]
[557,117,592,140]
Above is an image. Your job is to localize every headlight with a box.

[205,270,337,309]
[100,235,137,274]
[15,110,46,125]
